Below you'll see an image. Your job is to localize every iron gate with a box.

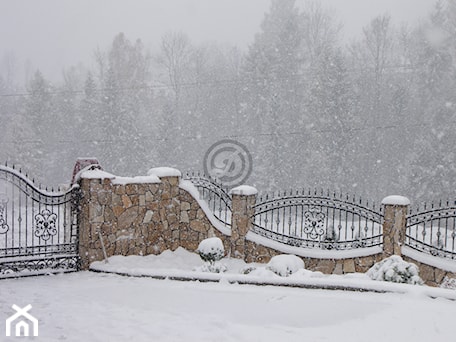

[0,165,80,278]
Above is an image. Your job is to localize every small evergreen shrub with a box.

[195,237,226,273]
[367,255,424,285]
[440,276,456,290]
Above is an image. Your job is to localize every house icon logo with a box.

[5,304,39,337]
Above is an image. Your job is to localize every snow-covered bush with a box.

[266,255,304,277]
[367,255,423,285]
[195,237,226,273]
[239,265,257,275]
[440,276,456,290]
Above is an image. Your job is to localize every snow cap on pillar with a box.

[230,185,258,196]
[147,167,182,178]
[381,195,410,206]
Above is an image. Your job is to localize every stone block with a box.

[130,195,139,206]
[121,195,133,208]
[112,193,122,206]
[180,211,189,223]
[115,185,125,195]
[145,191,154,202]
[343,259,356,273]
[190,220,207,233]
[435,268,447,284]
[168,213,178,225]
[126,184,137,195]
[333,262,343,275]
[315,259,336,274]
[143,210,154,223]
[419,263,435,283]
[181,201,191,211]
[118,207,139,229]
[98,190,111,205]
[196,209,205,219]
[112,205,125,217]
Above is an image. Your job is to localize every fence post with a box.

[230,185,257,259]
[381,195,410,258]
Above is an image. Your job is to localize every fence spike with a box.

[4,161,7,167]
[12,164,15,169]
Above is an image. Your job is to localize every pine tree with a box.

[241,0,302,190]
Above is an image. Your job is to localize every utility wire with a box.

[0,119,453,145]
[0,64,417,98]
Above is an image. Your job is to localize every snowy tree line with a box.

[1,0,456,203]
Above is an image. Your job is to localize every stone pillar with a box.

[78,175,115,270]
[381,195,410,258]
[157,175,181,251]
[230,185,257,259]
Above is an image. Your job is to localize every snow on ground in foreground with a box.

[1,271,455,342]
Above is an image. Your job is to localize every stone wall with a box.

[78,174,227,269]
[77,169,456,286]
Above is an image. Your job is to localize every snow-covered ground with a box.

[1,248,455,341]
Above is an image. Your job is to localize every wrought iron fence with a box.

[0,164,80,278]
[184,172,232,227]
[252,189,383,250]
[406,200,456,259]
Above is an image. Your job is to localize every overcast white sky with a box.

[0,0,437,83]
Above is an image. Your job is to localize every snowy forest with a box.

[1,0,456,203]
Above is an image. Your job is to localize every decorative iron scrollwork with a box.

[0,256,80,276]
[34,209,58,241]
[303,207,325,240]
[0,195,9,234]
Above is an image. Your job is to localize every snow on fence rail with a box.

[406,200,456,259]
[252,190,383,250]
[184,172,232,227]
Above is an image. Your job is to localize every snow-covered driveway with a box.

[1,271,454,341]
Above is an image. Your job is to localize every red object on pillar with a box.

[71,158,102,184]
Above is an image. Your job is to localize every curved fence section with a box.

[184,172,232,227]
[406,201,456,259]
[0,165,80,277]
[252,190,383,250]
